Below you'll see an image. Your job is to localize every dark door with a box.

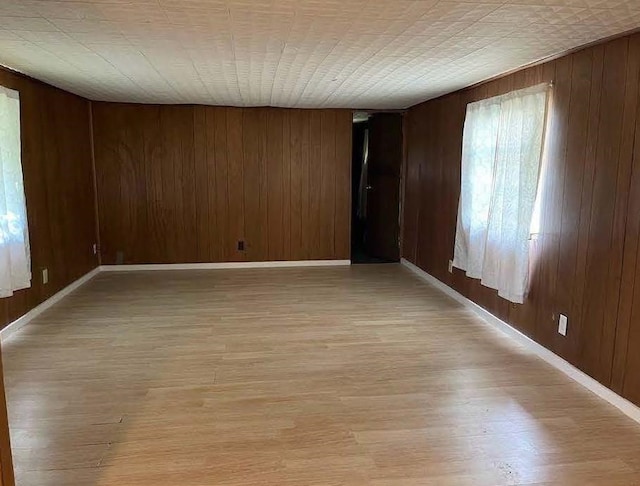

[365,113,402,261]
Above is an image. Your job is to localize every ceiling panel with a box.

[0,0,639,109]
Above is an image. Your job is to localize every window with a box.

[452,84,550,304]
[0,86,30,298]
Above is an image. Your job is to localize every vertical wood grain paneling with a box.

[402,32,640,406]
[401,108,423,263]
[192,106,210,261]
[0,67,97,332]
[623,265,640,404]
[242,108,268,261]
[198,106,216,262]
[289,109,311,260]
[181,109,198,261]
[580,38,630,383]
[308,112,323,259]
[554,49,593,364]
[226,107,246,262]
[267,109,285,261]
[320,111,337,258]
[602,37,640,385]
[93,105,351,264]
[613,35,640,398]
[334,111,352,258]
[212,108,231,261]
[289,110,304,260]
[0,66,98,485]
[281,110,292,259]
[144,106,167,262]
[570,44,604,374]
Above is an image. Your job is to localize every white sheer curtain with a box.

[0,86,31,298]
[452,83,549,304]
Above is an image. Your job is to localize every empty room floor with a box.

[3,264,640,486]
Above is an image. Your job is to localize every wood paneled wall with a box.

[0,66,99,485]
[402,32,640,406]
[0,67,98,332]
[92,104,352,264]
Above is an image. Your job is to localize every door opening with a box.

[351,112,403,264]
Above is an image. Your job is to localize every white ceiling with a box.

[1,0,640,109]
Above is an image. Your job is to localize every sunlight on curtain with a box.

[0,86,31,298]
[452,83,550,304]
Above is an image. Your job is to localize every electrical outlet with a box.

[92,243,98,255]
[237,240,245,251]
[558,314,568,336]
[42,268,49,285]
[448,260,453,273]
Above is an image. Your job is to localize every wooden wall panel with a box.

[320,111,337,258]
[211,108,229,261]
[579,39,629,384]
[554,49,593,364]
[226,108,247,262]
[402,32,640,406]
[401,105,424,263]
[93,105,351,264]
[0,67,97,332]
[334,112,352,258]
[615,36,640,405]
[289,110,310,260]
[242,108,268,261]
[308,112,323,259]
[266,109,285,261]
[0,66,98,485]
[192,106,209,261]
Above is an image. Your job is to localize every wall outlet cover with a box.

[448,260,453,273]
[558,314,568,336]
[42,268,49,285]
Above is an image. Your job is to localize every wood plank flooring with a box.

[3,264,640,485]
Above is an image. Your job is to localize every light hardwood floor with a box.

[3,264,640,485]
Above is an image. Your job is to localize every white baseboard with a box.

[99,260,351,271]
[1,266,101,342]
[401,258,640,425]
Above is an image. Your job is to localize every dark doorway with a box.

[351,113,403,263]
